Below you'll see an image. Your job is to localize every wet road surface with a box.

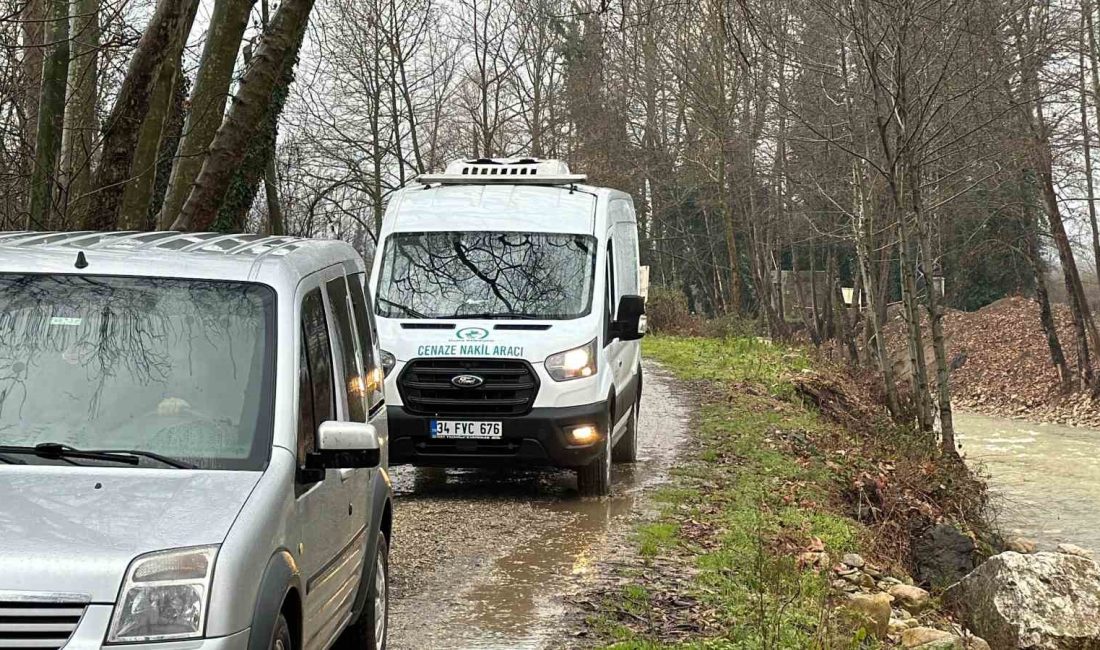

[386,362,690,650]
[956,411,1100,553]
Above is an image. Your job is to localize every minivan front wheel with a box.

[344,535,389,650]
[270,614,292,650]
[576,425,612,497]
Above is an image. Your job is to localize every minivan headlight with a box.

[545,339,597,381]
[107,545,218,643]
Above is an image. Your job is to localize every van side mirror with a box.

[308,421,382,470]
[611,294,647,342]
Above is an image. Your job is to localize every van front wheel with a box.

[612,400,639,463]
[576,426,612,497]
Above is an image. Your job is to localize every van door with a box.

[612,210,642,408]
[295,285,361,650]
[604,235,630,434]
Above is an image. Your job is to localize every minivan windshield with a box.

[375,231,597,319]
[0,274,275,470]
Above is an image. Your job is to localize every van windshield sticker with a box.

[416,331,525,358]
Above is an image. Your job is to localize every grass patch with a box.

[587,336,889,649]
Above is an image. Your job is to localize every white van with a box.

[369,158,646,496]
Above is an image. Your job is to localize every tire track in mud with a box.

[386,362,691,649]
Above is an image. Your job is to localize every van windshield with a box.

[0,274,275,470]
[375,231,597,319]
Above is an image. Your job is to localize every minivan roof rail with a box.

[415,157,587,186]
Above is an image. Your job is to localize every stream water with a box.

[955,411,1100,553]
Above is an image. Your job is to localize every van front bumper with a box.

[387,401,610,469]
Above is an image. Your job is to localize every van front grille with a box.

[398,358,539,416]
[0,600,86,650]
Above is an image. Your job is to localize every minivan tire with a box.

[612,400,639,464]
[344,535,389,650]
[576,426,612,497]
[271,614,292,650]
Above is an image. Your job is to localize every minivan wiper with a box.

[94,448,196,469]
[0,443,140,466]
[0,443,193,468]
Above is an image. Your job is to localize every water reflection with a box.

[956,411,1100,552]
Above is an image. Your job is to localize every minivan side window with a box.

[326,277,367,422]
[348,273,384,412]
[299,288,336,463]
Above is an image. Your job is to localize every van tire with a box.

[612,400,639,463]
[270,614,292,650]
[344,535,389,650]
[576,426,612,497]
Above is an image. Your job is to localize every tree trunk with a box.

[264,157,284,236]
[61,0,100,228]
[171,0,317,232]
[212,13,307,234]
[83,0,199,231]
[897,212,933,431]
[1083,0,1100,284]
[156,0,257,229]
[1080,2,1100,288]
[1025,206,1072,389]
[27,0,70,229]
[119,30,189,230]
[20,0,45,222]
[913,197,957,456]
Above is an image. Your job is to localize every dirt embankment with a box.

[890,296,1100,428]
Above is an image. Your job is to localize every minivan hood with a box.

[0,466,261,602]
[379,318,596,363]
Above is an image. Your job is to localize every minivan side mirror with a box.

[611,294,647,342]
[308,421,381,469]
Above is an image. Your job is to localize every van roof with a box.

[386,184,602,235]
[0,231,363,288]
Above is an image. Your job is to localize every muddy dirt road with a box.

[385,362,690,650]
[956,411,1100,553]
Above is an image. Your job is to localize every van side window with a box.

[326,277,367,422]
[614,219,640,296]
[605,240,616,345]
[348,273,384,411]
[300,288,335,461]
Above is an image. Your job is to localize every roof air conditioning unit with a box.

[415,158,586,186]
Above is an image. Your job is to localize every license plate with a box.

[430,420,503,440]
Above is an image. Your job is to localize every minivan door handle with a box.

[339,468,355,482]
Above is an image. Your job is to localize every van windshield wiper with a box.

[378,298,427,318]
[0,443,194,469]
[453,311,544,320]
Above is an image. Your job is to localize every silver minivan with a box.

[0,232,392,650]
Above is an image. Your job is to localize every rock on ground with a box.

[913,523,977,588]
[844,592,892,639]
[889,583,931,614]
[1006,536,1038,554]
[944,551,1100,649]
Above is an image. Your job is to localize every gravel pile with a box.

[928,296,1099,428]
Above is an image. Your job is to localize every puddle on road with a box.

[956,411,1100,552]
[389,364,690,650]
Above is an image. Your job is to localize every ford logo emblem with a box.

[451,374,484,388]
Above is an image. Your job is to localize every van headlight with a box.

[545,339,597,381]
[107,545,218,643]
[380,349,396,376]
